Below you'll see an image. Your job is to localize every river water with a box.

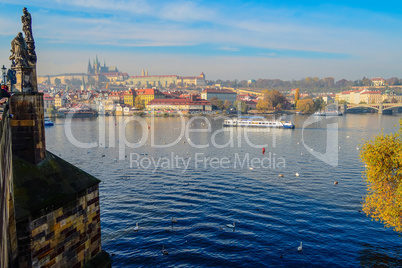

[45,113,402,267]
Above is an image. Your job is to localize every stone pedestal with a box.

[12,65,34,93]
[9,92,45,165]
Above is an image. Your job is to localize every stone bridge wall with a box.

[0,106,18,268]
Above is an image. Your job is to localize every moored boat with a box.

[314,110,343,116]
[223,116,295,129]
[57,105,98,118]
[44,117,54,126]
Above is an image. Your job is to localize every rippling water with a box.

[45,113,402,267]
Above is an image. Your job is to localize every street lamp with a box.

[1,65,6,85]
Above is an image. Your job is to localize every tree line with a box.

[211,76,402,93]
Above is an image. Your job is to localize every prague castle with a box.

[87,55,118,75]
[38,59,206,88]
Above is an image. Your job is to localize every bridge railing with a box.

[0,103,16,268]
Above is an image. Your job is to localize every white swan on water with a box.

[134,222,139,232]
[298,242,303,252]
[295,173,300,177]
[226,222,235,228]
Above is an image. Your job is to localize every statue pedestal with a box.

[10,92,46,164]
[12,65,34,92]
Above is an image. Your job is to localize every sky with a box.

[0,0,402,81]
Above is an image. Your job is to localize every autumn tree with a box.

[224,100,232,110]
[261,89,286,109]
[296,98,314,113]
[359,120,402,232]
[209,97,223,110]
[294,88,300,106]
[256,99,272,111]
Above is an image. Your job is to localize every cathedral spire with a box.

[87,59,92,74]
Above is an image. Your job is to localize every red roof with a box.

[136,88,163,95]
[124,89,136,95]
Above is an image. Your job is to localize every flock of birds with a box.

[247,172,339,186]
[130,217,304,257]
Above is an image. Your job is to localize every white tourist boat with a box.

[314,110,343,116]
[223,116,295,129]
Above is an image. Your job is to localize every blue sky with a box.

[1,0,402,81]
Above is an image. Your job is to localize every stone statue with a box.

[21,7,33,42]
[21,7,36,66]
[9,32,28,67]
[9,7,38,92]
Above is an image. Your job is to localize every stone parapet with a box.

[10,92,45,165]
[17,186,102,268]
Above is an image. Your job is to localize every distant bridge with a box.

[340,103,402,114]
[222,87,264,97]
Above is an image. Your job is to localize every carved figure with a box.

[21,7,33,41]
[9,32,28,66]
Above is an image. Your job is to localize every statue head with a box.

[17,32,23,38]
[23,7,27,13]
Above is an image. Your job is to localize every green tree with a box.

[313,97,325,111]
[224,100,232,110]
[359,120,402,232]
[47,105,57,117]
[234,100,248,113]
[296,99,314,113]
[209,97,223,110]
[54,78,61,86]
[135,96,144,110]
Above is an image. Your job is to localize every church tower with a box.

[87,59,92,75]
[93,55,100,75]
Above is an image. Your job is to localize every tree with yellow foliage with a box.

[256,99,272,111]
[294,88,300,106]
[295,98,314,113]
[360,120,402,232]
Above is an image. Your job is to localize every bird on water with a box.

[171,217,177,224]
[298,242,303,252]
[162,245,169,255]
[226,222,235,228]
